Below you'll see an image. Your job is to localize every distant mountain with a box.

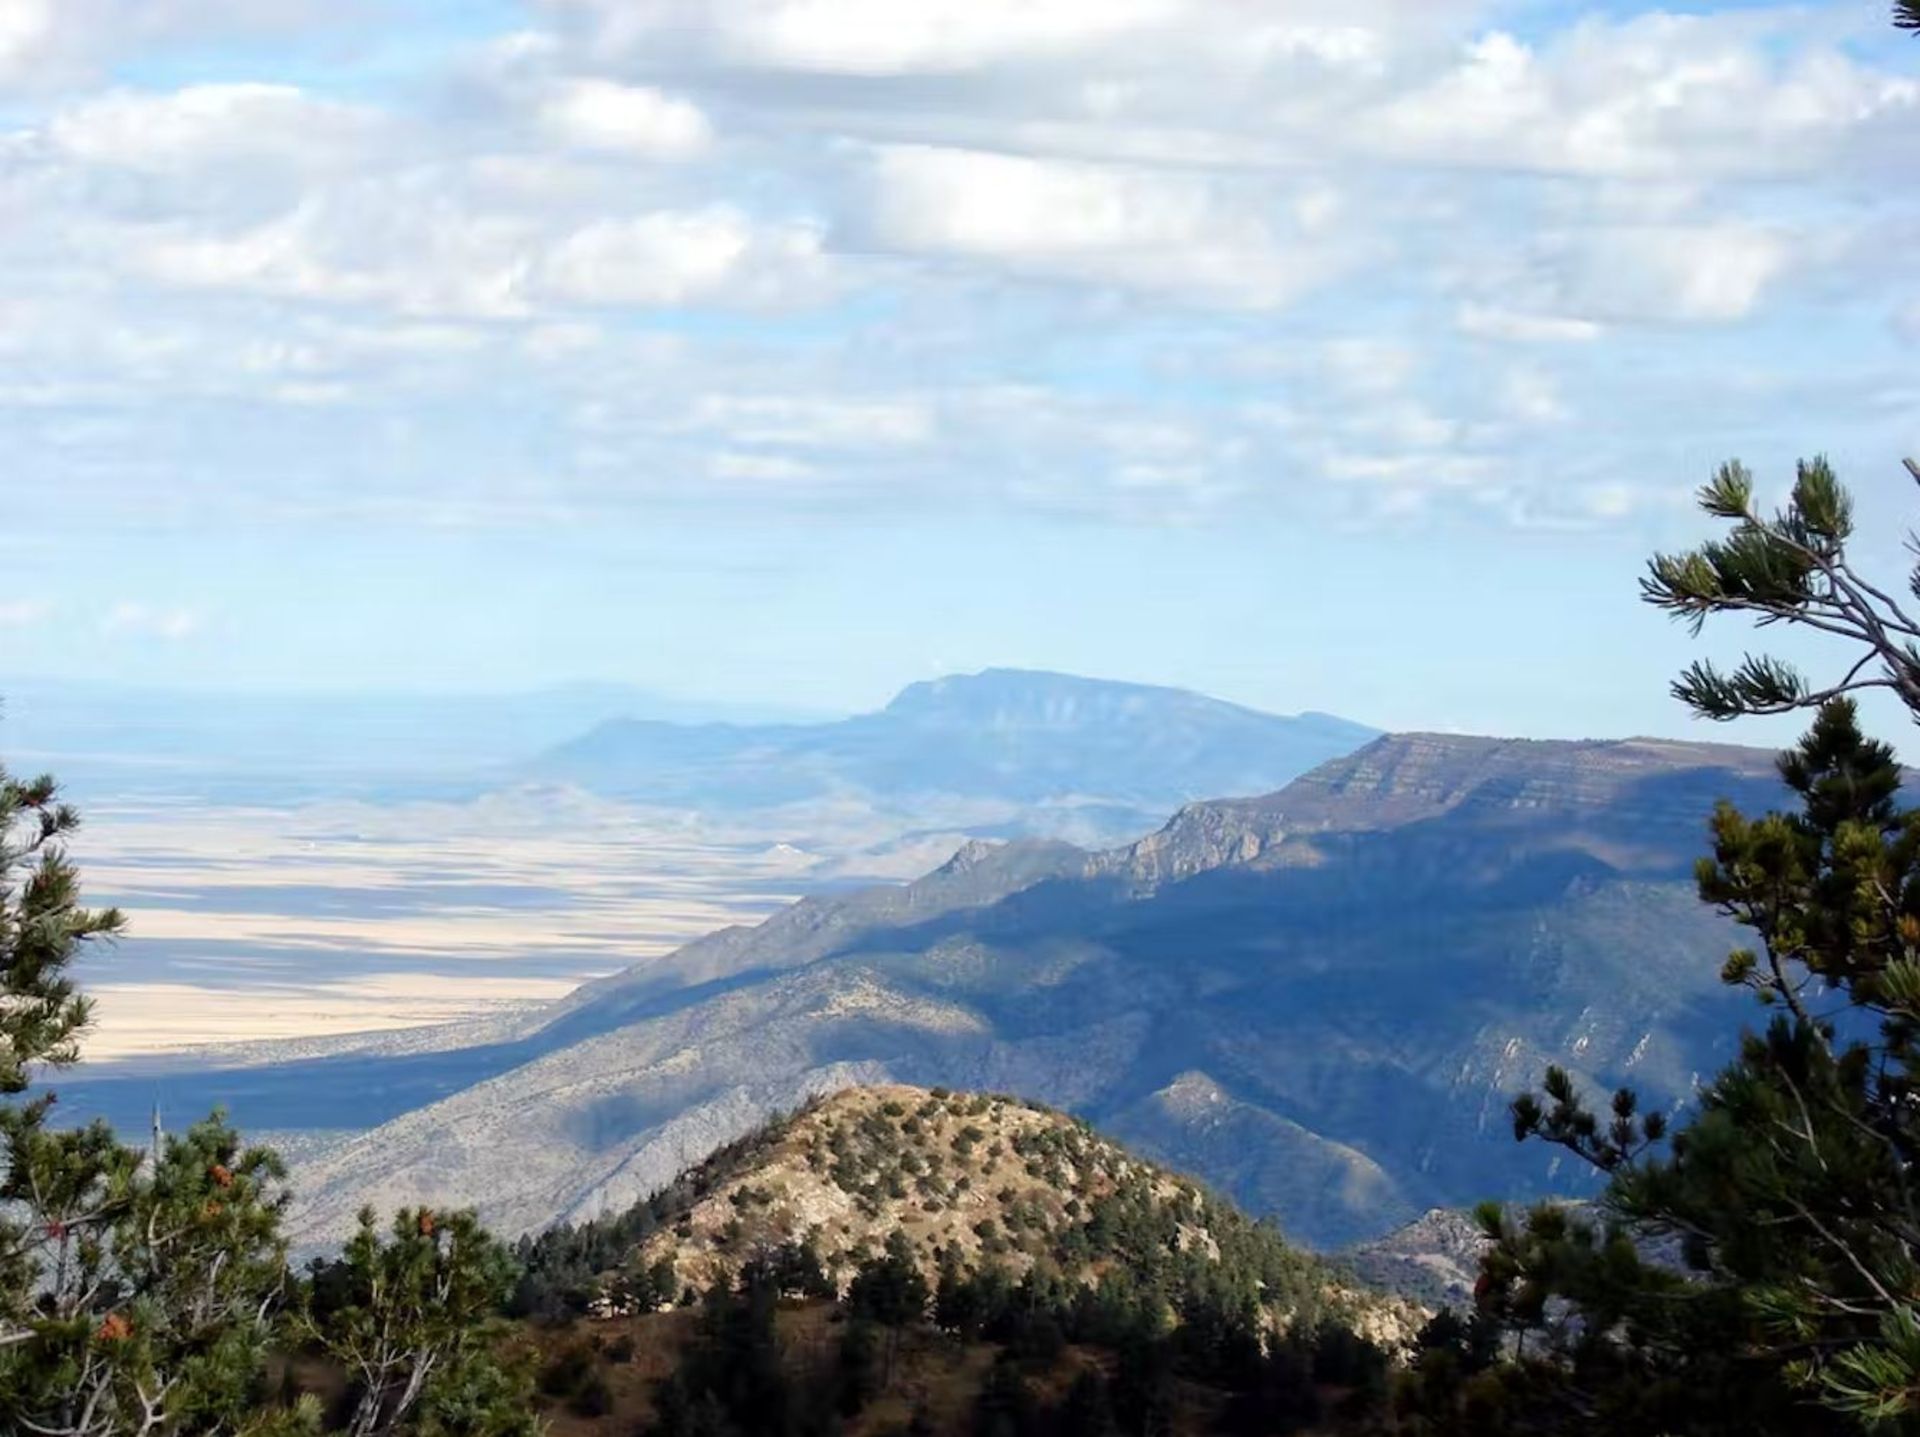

[60,728,1786,1254]
[530,669,1378,832]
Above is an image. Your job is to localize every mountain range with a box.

[59,722,1786,1253]
[528,668,1379,845]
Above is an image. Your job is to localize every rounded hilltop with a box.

[619,1083,1420,1348]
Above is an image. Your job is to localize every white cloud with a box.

[47,84,382,172]
[1499,367,1567,425]
[0,0,55,81]
[1456,305,1602,344]
[538,79,712,158]
[0,0,1913,537]
[1555,223,1792,323]
[683,394,935,447]
[1322,339,1417,396]
[553,0,1184,75]
[861,144,1351,307]
[537,209,825,308]
[100,602,202,640]
[129,204,534,318]
[1369,19,1920,181]
[0,598,51,628]
[0,0,333,91]
[102,183,828,319]
[709,450,822,482]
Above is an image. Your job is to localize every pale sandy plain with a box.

[70,790,820,1059]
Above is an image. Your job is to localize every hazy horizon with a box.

[2,2,1915,751]
[0,661,1866,752]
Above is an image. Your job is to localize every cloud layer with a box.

[0,0,1914,537]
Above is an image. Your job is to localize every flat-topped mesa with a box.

[1084,730,1782,888]
[528,667,1379,825]
[881,667,1368,734]
[1278,731,1779,827]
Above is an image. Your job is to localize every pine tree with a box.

[300,1207,531,1437]
[0,767,123,1090]
[0,748,526,1436]
[0,760,313,1436]
[1642,456,1920,721]
[1453,458,1920,1434]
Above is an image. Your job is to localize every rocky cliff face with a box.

[73,729,1788,1257]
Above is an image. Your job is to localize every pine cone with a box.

[96,1312,132,1343]
[417,1210,436,1236]
[209,1163,235,1189]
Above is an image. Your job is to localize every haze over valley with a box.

[16,669,1376,1057]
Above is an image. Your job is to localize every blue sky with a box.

[0,0,1915,744]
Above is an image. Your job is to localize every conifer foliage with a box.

[0,755,531,1436]
[1429,458,1920,1435]
[301,1208,530,1437]
[0,762,303,1436]
[1642,457,1920,720]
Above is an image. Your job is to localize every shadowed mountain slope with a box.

[212,729,1789,1253]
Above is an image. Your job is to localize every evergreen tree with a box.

[845,1231,929,1330]
[1641,456,1920,721]
[0,1112,303,1437]
[0,760,311,1436]
[300,1207,530,1437]
[650,1270,797,1437]
[1455,458,1920,1434]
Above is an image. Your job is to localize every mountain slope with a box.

[551,1083,1421,1344]
[256,728,1786,1254]
[531,669,1377,832]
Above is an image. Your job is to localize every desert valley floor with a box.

[69,794,818,1057]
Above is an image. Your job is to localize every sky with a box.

[0,0,1916,743]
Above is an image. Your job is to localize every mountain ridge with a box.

[530,669,1380,836]
[54,725,1791,1255]
[238,727,1789,1254]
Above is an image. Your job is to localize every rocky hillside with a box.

[1343,1209,1493,1310]
[577,1085,1421,1346]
